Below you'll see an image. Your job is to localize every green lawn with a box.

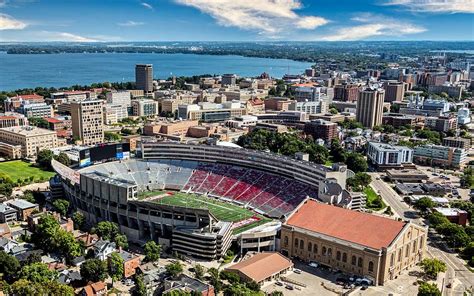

[137,190,167,200]
[0,160,55,183]
[150,192,271,233]
[364,186,386,211]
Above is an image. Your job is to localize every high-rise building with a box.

[334,83,359,102]
[71,100,104,146]
[135,64,153,93]
[384,82,405,102]
[356,89,385,128]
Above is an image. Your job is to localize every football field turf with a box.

[153,192,255,222]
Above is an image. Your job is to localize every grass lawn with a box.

[364,186,386,211]
[150,191,271,233]
[137,190,167,200]
[0,160,55,183]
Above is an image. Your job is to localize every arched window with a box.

[308,242,312,252]
[419,237,424,249]
[405,245,409,257]
[342,253,347,263]
[300,240,304,250]
[328,248,332,257]
[412,241,416,253]
[368,261,374,272]
[284,236,288,246]
[336,251,341,261]
[322,246,327,256]
[398,250,402,262]
[351,255,357,265]
[294,238,299,248]
[313,244,318,254]
[358,257,363,268]
[390,254,395,266]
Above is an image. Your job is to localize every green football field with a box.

[0,160,55,183]
[154,192,253,221]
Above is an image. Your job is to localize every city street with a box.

[369,173,474,295]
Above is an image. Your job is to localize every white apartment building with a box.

[367,142,413,168]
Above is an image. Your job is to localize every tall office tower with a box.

[71,100,104,145]
[135,64,153,93]
[356,89,385,128]
[384,82,405,102]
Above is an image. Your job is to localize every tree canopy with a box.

[80,259,108,283]
[144,241,161,262]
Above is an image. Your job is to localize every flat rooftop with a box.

[0,126,56,136]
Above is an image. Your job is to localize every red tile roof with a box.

[286,200,406,250]
[17,94,44,100]
[45,117,62,123]
[226,252,293,283]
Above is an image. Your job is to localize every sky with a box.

[0,0,473,42]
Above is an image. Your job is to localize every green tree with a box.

[346,172,372,190]
[346,153,368,173]
[427,212,450,227]
[220,270,240,284]
[193,264,205,280]
[109,252,124,282]
[31,214,60,250]
[80,259,108,282]
[0,173,14,197]
[418,282,441,296]
[413,197,435,213]
[330,139,347,163]
[20,262,58,283]
[166,261,183,278]
[436,223,470,248]
[114,234,129,250]
[29,117,49,128]
[21,191,35,203]
[144,241,161,262]
[54,152,71,166]
[104,131,122,142]
[133,274,147,296]
[36,149,54,170]
[0,251,20,283]
[420,258,447,279]
[207,267,222,293]
[56,229,83,260]
[94,221,119,241]
[71,211,85,229]
[52,199,69,216]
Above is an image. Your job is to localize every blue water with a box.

[0,52,311,91]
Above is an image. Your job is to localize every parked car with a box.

[285,285,294,290]
[294,269,302,274]
[308,262,318,268]
[275,281,283,286]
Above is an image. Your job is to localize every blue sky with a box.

[0,0,473,42]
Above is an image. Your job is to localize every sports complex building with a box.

[53,140,353,260]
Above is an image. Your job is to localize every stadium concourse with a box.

[52,142,352,260]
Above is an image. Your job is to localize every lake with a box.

[0,52,312,91]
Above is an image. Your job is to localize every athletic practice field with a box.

[0,160,55,183]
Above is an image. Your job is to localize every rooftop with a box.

[434,207,467,216]
[8,199,37,210]
[286,200,406,250]
[0,126,56,136]
[226,252,293,283]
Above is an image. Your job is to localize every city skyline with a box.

[0,0,473,42]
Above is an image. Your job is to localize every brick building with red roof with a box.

[280,199,427,285]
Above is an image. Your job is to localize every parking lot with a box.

[262,259,426,296]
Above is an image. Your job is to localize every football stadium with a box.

[52,140,352,260]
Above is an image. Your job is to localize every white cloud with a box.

[0,13,27,30]
[385,0,474,13]
[118,20,145,27]
[174,0,328,35]
[141,2,153,10]
[39,31,99,42]
[321,13,426,41]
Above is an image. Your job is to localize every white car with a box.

[308,262,318,268]
[294,269,302,274]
